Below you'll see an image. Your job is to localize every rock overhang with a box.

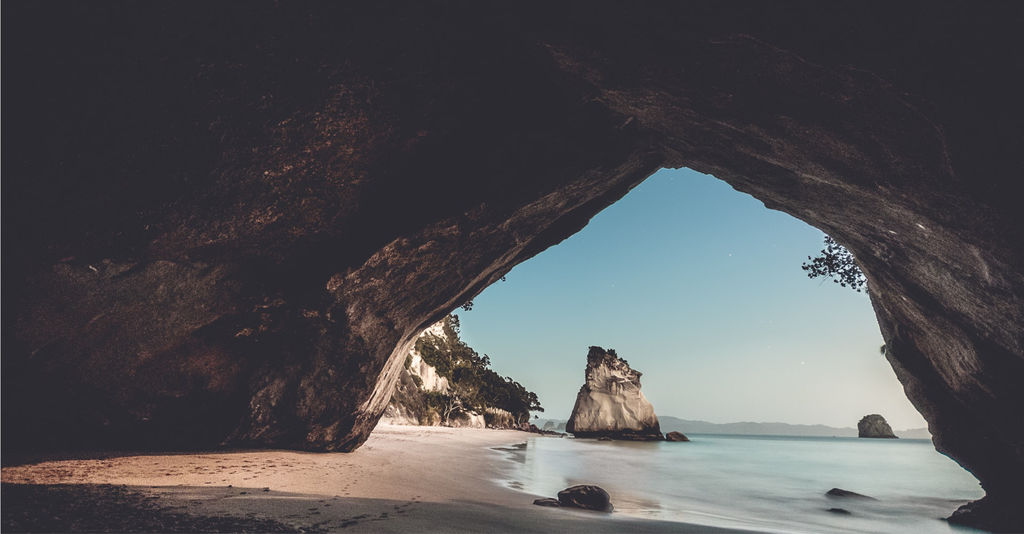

[3,2,1022,530]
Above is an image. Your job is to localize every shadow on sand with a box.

[2,482,749,533]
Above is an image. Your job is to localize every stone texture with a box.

[3,2,1023,529]
[665,432,690,442]
[379,322,449,427]
[532,498,561,508]
[826,488,877,501]
[565,347,663,440]
[556,485,612,512]
[857,414,897,439]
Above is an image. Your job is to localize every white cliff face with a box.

[380,321,448,426]
[406,322,450,393]
[406,351,450,394]
[566,346,662,440]
[379,318,507,430]
[380,319,464,426]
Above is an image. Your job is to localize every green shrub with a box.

[415,314,543,424]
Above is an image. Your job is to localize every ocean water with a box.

[495,434,987,533]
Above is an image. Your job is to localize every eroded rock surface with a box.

[380,322,450,427]
[566,347,662,440]
[857,415,897,439]
[4,2,1023,529]
[665,431,690,442]
[827,488,877,501]
[557,485,613,512]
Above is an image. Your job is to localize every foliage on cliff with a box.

[417,315,542,425]
[802,236,867,292]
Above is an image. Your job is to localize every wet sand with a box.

[3,424,748,532]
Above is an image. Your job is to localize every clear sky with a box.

[458,167,928,430]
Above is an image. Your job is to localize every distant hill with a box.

[894,427,931,439]
[659,416,931,439]
[536,415,931,439]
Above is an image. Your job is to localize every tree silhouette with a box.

[802,236,867,292]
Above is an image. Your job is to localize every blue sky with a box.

[458,167,927,430]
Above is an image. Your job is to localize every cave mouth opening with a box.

[457,167,923,434]
[435,166,986,529]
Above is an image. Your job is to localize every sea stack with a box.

[858,414,898,439]
[566,347,662,440]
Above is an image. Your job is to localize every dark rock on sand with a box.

[827,488,878,500]
[858,415,897,439]
[827,508,852,515]
[557,485,613,512]
[533,498,561,507]
[665,431,690,442]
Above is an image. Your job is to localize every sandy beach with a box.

[2,424,747,533]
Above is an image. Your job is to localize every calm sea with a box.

[495,434,987,533]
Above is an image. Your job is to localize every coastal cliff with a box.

[566,347,662,440]
[380,316,535,429]
[380,323,450,426]
[858,414,898,439]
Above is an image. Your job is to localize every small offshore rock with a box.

[827,488,878,500]
[665,431,690,442]
[533,498,561,507]
[857,414,897,439]
[827,507,852,515]
[557,485,612,511]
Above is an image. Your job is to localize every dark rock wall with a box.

[4,1,1022,526]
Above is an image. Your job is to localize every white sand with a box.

[3,424,747,532]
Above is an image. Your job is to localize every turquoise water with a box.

[496,434,987,533]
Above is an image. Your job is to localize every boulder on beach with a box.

[665,431,690,442]
[532,498,561,507]
[557,485,612,511]
[565,347,663,441]
[857,414,897,439]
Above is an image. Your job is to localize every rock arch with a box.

[4,2,1021,528]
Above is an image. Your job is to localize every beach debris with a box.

[557,485,613,512]
[665,431,690,442]
[532,498,561,507]
[826,488,878,500]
